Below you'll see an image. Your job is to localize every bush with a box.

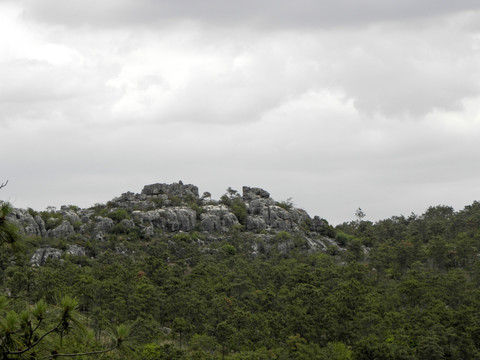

[231,198,247,225]
[108,209,130,222]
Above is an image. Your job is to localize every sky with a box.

[1,0,480,225]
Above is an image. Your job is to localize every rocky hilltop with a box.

[7,182,337,265]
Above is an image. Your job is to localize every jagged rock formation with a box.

[6,181,338,265]
[242,186,310,232]
[30,245,87,266]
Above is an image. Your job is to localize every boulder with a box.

[242,186,270,201]
[93,216,114,234]
[200,205,239,232]
[133,207,196,232]
[66,244,86,257]
[7,209,43,237]
[141,181,199,200]
[31,247,63,266]
[49,220,75,238]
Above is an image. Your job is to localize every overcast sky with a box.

[2,0,480,224]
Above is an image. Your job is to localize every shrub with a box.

[231,198,247,225]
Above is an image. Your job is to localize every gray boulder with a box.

[93,216,114,233]
[60,208,81,225]
[246,216,267,231]
[242,186,270,201]
[49,220,75,238]
[200,205,239,232]
[66,244,86,256]
[31,247,63,266]
[7,209,44,237]
[133,207,196,232]
[142,181,199,199]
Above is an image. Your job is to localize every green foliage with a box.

[275,198,294,211]
[221,244,237,256]
[0,202,19,246]
[142,343,185,360]
[6,193,480,359]
[108,208,130,222]
[231,198,247,225]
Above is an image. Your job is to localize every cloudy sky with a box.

[2,0,480,224]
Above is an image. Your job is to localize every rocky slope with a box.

[7,182,338,265]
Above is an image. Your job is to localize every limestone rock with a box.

[49,220,75,238]
[66,244,86,257]
[7,209,43,237]
[60,207,81,224]
[133,207,196,232]
[31,247,63,266]
[142,181,199,200]
[34,215,47,237]
[93,216,114,234]
[200,205,239,232]
[242,186,270,201]
[120,219,135,230]
[246,216,267,231]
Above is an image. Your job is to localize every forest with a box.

[2,184,480,359]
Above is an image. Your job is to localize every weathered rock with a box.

[120,219,135,229]
[11,182,334,256]
[200,205,239,232]
[49,220,75,238]
[60,208,81,225]
[66,244,86,257]
[242,186,270,201]
[31,247,63,266]
[133,207,196,232]
[7,209,44,237]
[246,216,267,231]
[77,209,94,223]
[93,216,114,234]
[142,181,199,200]
[109,192,152,210]
[34,215,48,237]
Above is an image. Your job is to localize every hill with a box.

[2,182,480,359]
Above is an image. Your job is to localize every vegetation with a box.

[4,182,480,358]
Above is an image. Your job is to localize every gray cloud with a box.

[2,0,480,225]
[18,0,480,29]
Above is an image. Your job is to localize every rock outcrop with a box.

[30,244,87,266]
[5,181,337,266]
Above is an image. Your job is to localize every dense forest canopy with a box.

[2,182,480,359]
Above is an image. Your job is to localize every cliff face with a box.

[7,182,337,265]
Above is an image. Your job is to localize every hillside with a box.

[7,182,336,266]
[2,182,480,359]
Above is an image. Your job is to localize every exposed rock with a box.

[242,186,270,201]
[109,192,152,210]
[77,209,94,223]
[93,216,114,234]
[60,207,81,225]
[200,205,239,232]
[31,247,63,266]
[13,182,334,257]
[120,219,135,230]
[49,220,75,238]
[7,209,44,237]
[142,181,199,200]
[66,244,86,257]
[34,216,47,237]
[132,207,197,232]
[246,216,267,231]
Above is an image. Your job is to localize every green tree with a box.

[0,201,19,246]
